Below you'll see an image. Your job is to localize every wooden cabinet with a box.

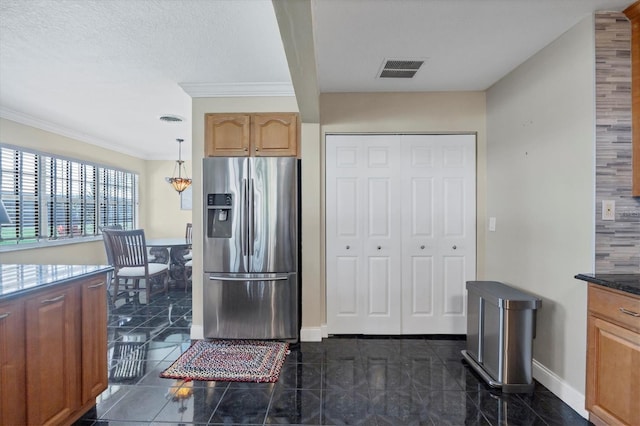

[0,272,108,426]
[81,277,108,404]
[26,283,80,426]
[205,113,298,157]
[624,2,640,196]
[0,298,26,426]
[586,284,640,426]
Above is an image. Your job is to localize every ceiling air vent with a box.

[378,59,424,79]
[159,114,184,123]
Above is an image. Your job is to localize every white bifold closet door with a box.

[326,134,476,335]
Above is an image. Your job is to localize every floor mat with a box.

[160,339,289,383]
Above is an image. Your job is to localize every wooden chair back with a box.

[185,223,193,244]
[108,229,150,269]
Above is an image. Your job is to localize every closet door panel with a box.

[336,257,359,315]
[401,134,475,334]
[362,139,401,334]
[409,256,434,315]
[367,257,391,316]
[327,133,475,335]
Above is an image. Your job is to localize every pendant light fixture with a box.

[166,138,192,193]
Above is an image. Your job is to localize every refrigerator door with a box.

[203,157,249,273]
[203,272,299,341]
[249,157,297,273]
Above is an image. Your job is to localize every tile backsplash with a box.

[595,12,640,272]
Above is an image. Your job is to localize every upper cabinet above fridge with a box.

[205,113,299,157]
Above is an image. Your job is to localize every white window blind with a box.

[0,145,138,246]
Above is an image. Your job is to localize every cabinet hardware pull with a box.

[41,295,65,304]
[619,307,640,317]
[346,245,350,249]
[88,283,104,289]
[0,313,10,320]
[377,246,381,250]
[420,245,425,249]
[452,245,457,250]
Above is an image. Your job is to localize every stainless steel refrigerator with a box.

[202,157,299,341]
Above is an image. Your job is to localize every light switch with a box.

[489,217,496,232]
[602,200,615,221]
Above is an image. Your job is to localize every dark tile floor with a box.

[78,290,591,425]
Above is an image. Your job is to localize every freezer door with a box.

[203,157,249,273]
[203,273,299,341]
[249,157,297,273]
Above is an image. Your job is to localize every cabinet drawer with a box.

[588,284,640,333]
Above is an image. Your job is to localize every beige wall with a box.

[188,97,300,339]
[0,120,192,263]
[319,91,488,328]
[299,122,322,335]
[485,16,594,413]
[144,160,193,239]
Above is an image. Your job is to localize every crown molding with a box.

[0,106,143,159]
[179,82,295,98]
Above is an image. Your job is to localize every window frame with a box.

[0,143,139,249]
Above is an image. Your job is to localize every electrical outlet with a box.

[602,200,615,221]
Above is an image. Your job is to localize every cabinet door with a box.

[587,315,640,426]
[81,276,108,404]
[205,114,251,156]
[251,113,298,156]
[26,285,80,426]
[0,299,26,426]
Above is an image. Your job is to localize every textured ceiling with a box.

[0,0,634,159]
[312,0,633,92]
[0,0,291,159]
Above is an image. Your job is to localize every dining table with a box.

[146,238,191,289]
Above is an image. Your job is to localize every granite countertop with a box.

[575,273,640,296]
[0,264,113,301]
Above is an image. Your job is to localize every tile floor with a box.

[78,289,591,425]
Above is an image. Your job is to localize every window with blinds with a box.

[0,145,138,246]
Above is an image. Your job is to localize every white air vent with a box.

[378,59,425,79]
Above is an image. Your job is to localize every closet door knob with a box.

[377,246,381,250]
[420,245,425,250]
[346,245,350,250]
[452,245,457,250]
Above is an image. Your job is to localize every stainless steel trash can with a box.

[461,281,542,393]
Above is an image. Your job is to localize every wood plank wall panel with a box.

[595,12,640,272]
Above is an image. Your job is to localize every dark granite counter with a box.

[575,273,640,296]
[0,264,112,301]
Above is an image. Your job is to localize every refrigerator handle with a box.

[208,275,289,282]
[249,178,255,255]
[242,178,248,256]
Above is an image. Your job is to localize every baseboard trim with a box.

[190,324,204,340]
[533,359,588,419]
[300,327,323,342]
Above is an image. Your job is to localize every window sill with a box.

[0,235,103,253]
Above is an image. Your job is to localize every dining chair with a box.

[105,229,169,304]
[101,225,128,303]
[184,223,193,260]
[184,223,193,292]
[183,258,192,293]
